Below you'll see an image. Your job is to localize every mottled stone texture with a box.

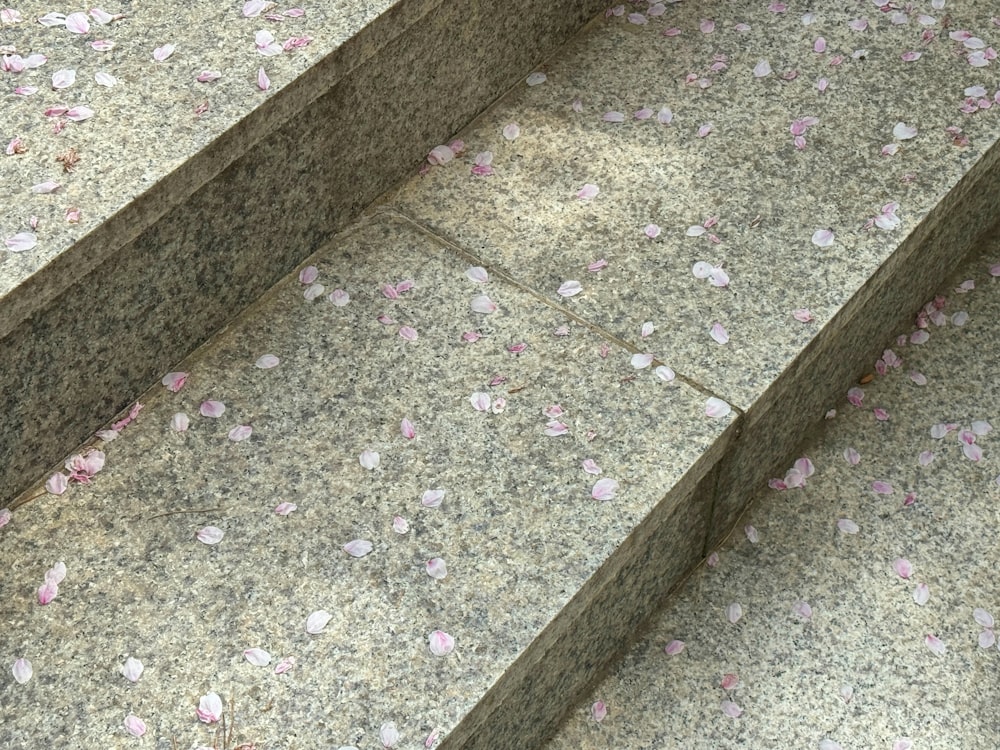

[0,0,606,508]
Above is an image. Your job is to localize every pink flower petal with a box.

[753,59,772,77]
[200,400,225,418]
[197,692,223,723]
[591,700,608,722]
[4,231,37,252]
[399,326,418,341]
[380,721,401,748]
[924,633,946,655]
[591,478,619,501]
[153,44,176,62]
[0,508,10,529]
[576,184,599,200]
[721,699,742,718]
[228,424,252,442]
[428,630,455,656]
[121,656,144,682]
[872,481,894,494]
[710,322,729,344]
[124,714,146,737]
[274,502,297,515]
[544,420,569,436]
[305,610,332,634]
[644,224,661,239]
[45,561,66,586]
[45,472,68,495]
[744,525,759,543]
[630,352,654,369]
[421,490,445,507]
[974,608,995,628]
[171,412,190,432]
[470,392,491,412]
[811,228,835,247]
[837,518,859,534]
[244,648,271,666]
[274,656,295,674]
[37,581,58,605]
[582,459,602,475]
[255,354,279,369]
[392,516,409,534]
[344,539,374,557]
[502,123,520,141]
[913,583,930,605]
[12,658,32,684]
[359,450,380,470]
[980,630,996,649]
[557,280,583,297]
[426,558,447,579]
[720,673,739,690]
[655,365,676,382]
[705,397,732,418]
[65,11,89,33]
[664,639,685,655]
[401,418,416,439]
[197,526,224,545]
[470,295,497,314]
[726,602,743,623]
[162,371,188,392]
[892,558,913,579]
[843,447,860,465]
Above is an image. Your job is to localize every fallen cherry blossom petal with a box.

[327,288,350,306]
[470,392,491,412]
[924,633,946,655]
[525,72,546,86]
[705,398,732,418]
[655,365,676,382]
[65,11,89,33]
[359,450,380,470]
[37,581,57,604]
[893,558,913,579]
[910,371,927,385]
[5,232,37,252]
[721,700,742,718]
[792,601,813,620]
[745,525,759,543]
[726,602,743,624]
[913,583,930,605]
[980,630,996,649]
[544,420,569,436]
[820,741,844,750]
[197,692,223,723]
[426,558,447,579]
[401,418,416,439]
[421,489,445,508]
[893,122,918,140]
[664,639,685,655]
[576,184,599,200]
[153,44,176,62]
[838,518,859,534]
[428,630,455,656]
[591,700,608,722]
[631,352,654,369]
[502,123,520,141]
[298,266,318,284]
[200,400,225,418]
[392,516,409,534]
[306,610,332,634]
[721,673,739,690]
[257,67,270,91]
[162,371,188,391]
[45,473,68,495]
[963,443,983,461]
[644,224,661,239]
[12,658,31,684]
[244,648,271,666]
[171,413,190,432]
[228,425,252,442]
[399,326,418,341]
[872,481,893,494]
[121,657,144,682]
[0,508,10,528]
[466,266,489,284]
[124,714,146,737]
[812,228,835,247]
[380,722,400,748]
[344,539,374,557]
[470,295,497,314]
[919,450,934,466]
[710,322,729,344]
[974,608,995,628]
[197,526,224,545]
[753,59,772,77]
[582,459,601,475]
[274,502,297,515]
[558,280,582,297]
[255,354,279,369]
[274,656,295,674]
[591,478,619,501]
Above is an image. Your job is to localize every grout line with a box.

[380,206,747,413]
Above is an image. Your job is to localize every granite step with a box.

[4,1,1000,749]
[544,231,1000,750]
[0,0,606,510]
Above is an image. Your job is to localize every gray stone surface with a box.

[0,0,606,508]
[545,235,1000,750]
[0,214,732,749]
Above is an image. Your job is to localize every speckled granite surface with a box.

[546,233,1000,750]
[386,0,1000,547]
[0,0,606,507]
[0,214,733,749]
